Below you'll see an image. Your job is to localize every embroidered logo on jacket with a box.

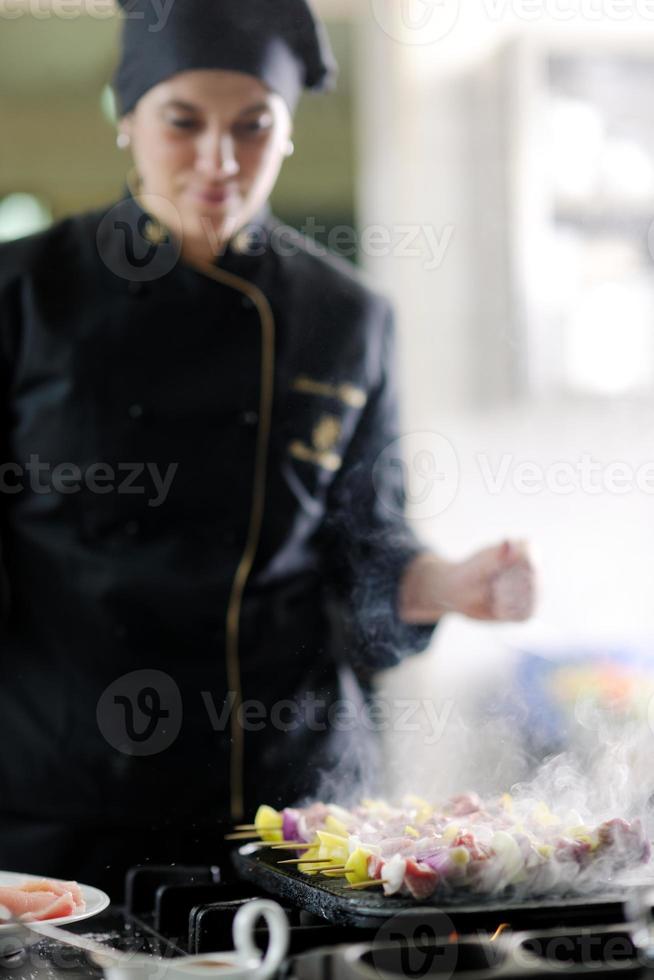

[292,375,367,409]
[289,413,343,472]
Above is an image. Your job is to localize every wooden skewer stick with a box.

[269,842,316,850]
[277,857,333,865]
[224,832,262,841]
[345,880,387,890]
[233,824,257,831]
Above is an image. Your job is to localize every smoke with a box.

[509,666,654,840]
[298,453,654,893]
[305,642,654,896]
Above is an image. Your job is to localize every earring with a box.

[124,167,169,244]
[284,140,295,158]
[116,132,131,150]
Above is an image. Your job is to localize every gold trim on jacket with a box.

[192,256,276,823]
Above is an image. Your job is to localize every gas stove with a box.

[1,862,653,980]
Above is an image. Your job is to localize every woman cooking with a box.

[0,0,535,899]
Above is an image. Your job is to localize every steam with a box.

[302,462,654,894]
[308,642,654,896]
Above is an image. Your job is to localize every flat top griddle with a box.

[232,844,643,930]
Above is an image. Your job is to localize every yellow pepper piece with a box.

[442,824,459,843]
[404,795,433,822]
[450,846,471,867]
[532,803,558,827]
[316,830,348,849]
[345,848,372,884]
[405,794,430,808]
[537,844,554,859]
[361,798,391,815]
[254,805,283,842]
[571,831,599,851]
[404,825,419,839]
[328,804,352,824]
[316,830,349,863]
[296,846,323,876]
[325,815,349,837]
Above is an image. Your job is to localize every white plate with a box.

[0,870,110,939]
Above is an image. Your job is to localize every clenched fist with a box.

[399,541,537,625]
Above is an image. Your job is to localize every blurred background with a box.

[3,0,654,795]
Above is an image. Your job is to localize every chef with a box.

[0,0,535,897]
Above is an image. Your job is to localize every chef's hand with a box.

[399,541,537,624]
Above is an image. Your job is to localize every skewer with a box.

[233,824,257,831]
[269,842,316,850]
[224,832,263,841]
[345,880,387,890]
[277,858,333,865]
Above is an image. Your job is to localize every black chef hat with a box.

[113,0,338,116]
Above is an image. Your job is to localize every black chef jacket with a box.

[0,195,434,833]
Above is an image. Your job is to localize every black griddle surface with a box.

[232,845,641,930]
